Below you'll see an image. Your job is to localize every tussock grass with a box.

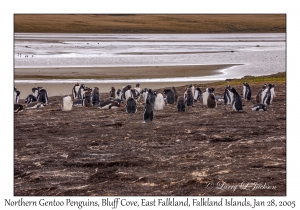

[14,14,286,33]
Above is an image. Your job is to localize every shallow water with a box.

[14,33,286,82]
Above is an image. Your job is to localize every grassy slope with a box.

[14,14,286,33]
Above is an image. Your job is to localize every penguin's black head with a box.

[231,87,238,94]
[136,83,140,88]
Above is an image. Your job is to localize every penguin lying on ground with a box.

[99,100,122,109]
[252,103,268,111]
[14,104,23,113]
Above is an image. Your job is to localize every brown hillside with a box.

[14,14,286,33]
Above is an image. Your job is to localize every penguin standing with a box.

[121,85,132,101]
[185,84,194,99]
[115,89,122,100]
[231,87,243,112]
[32,87,39,98]
[110,87,116,98]
[147,89,156,107]
[143,98,154,122]
[242,82,252,101]
[37,87,49,105]
[72,83,80,99]
[163,89,175,104]
[177,96,186,112]
[262,84,276,105]
[78,84,85,100]
[171,86,178,103]
[224,86,233,105]
[82,88,92,107]
[126,97,137,114]
[185,88,194,107]
[91,87,100,106]
[256,84,267,104]
[207,94,217,108]
[194,87,202,102]
[202,88,214,106]
[14,87,20,104]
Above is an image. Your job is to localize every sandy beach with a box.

[14,64,235,98]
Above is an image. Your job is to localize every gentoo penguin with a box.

[252,103,268,111]
[121,85,132,101]
[185,88,194,107]
[78,84,85,100]
[215,95,224,102]
[37,87,49,105]
[115,89,122,100]
[125,97,137,114]
[224,86,234,105]
[61,95,73,111]
[177,96,186,112]
[25,102,45,109]
[32,87,39,98]
[14,104,23,113]
[256,84,267,104]
[73,99,83,106]
[140,88,149,103]
[242,82,252,101]
[202,88,214,106]
[207,94,217,108]
[153,91,165,110]
[106,97,122,104]
[24,94,37,104]
[194,87,202,102]
[91,87,100,106]
[163,88,175,104]
[171,86,178,103]
[14,87,20,104]
[231,87,243,112]
[262,84,276,105]
[82,88,92,107]
[110,87,116,98]
[99,100,121,109]
[143,98,154,122]
[146,89,156,106]
[72,83,80,99]
[184,84,194,99]
[125,89,140,101]
[135,83,141,101]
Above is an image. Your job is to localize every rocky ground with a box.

[14,81,286,196]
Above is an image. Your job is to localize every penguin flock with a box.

[14,82,276,121]
[14,86,49,113]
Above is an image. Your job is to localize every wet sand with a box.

[14,64,235,99]
[14,64,236,79]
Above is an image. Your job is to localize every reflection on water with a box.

[14,33,286,81]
